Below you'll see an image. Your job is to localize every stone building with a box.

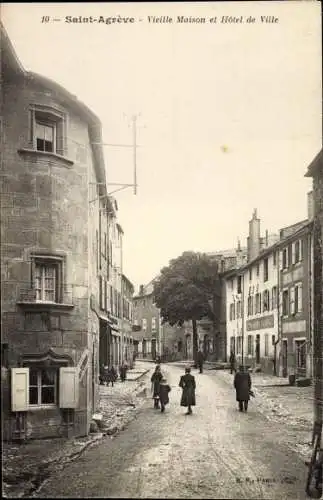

[225,209,313,376]
[0,24,132,441]
[132,280,187,361]
[305,148,323,427]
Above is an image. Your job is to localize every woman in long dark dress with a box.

[179,367,196,415]
[151,365,163,409]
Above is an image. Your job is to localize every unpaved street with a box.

[36,365,308,499]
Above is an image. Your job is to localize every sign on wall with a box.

[246,314,275,332]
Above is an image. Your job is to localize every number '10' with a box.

[41,16,50,23]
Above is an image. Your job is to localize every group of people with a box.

[99,361,129,386]
[151,359,253,414]
[151,364,196,415]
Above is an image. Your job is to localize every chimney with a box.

[247,209,261,261]
[307,191,314,220]
[265,230,268,247]
[237,238,241,252]
[139,285,144,296]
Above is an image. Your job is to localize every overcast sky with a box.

[2,2,322,291]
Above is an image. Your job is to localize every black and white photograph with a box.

[1,1,322,498]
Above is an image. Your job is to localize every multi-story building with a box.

[225,209,313,377]
[132,282,161,359]
[0,25,132,441]
[121,273,135,366]
[278,218,313,379]
[305,148,323,425]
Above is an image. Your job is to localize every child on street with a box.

[159,377,171,413]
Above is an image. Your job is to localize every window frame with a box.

[263,258,269,282]
[30,106,66,157]
[282,289,289,316]
[32,256,63,304]
[29,367,58,408]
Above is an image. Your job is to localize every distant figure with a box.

[234,365,252,412]
[99,364,105,385]
[158,377,171,413]
[119,362,127,382]
[229,351,236,374]
[179,366,196,415]
[151,364,163,409]
[107,366,117,387]
[197,349,204,374]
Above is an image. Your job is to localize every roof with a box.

[1,22,115,215]
[224,219,313,279]
[121,274,134,293]
[305,149,323,177]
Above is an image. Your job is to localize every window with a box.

[282,289,289,316]
[282,248,288,269]
[263,290,270,312]
[237,336,242,355]
[34,260,61,303]
[237,276,242,294]
[249,268,252,281]
[273,252,277,266]
[295,340,306,369]
[295,283,303,313]
[230,336,236,354]
[256,263,260,277]
[290,287,295,315]
[35,121,55,152]
[237,301,241,318]
[247,296,253,316]
[229,303,235,321]
[142,318,147,331]
[255,293,261,314]
[272,335,276,345]
[152,317,156,331]
[264,334,269,356]
[263,258,269,282]
[31,107,65,155]
[294,240,302,263]
[29,367,57,406]
[247,335,253,356]
[110,285,113,313]
[271,286,277,309]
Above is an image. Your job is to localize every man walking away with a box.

[197,349,204,374]
[179,366,196,415]
[229,350,236,374]
[234,365,252,412]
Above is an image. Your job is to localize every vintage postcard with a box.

[1,2,322,499]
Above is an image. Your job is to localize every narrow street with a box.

[36,364,308,499]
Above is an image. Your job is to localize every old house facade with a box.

[225,209,314,377]
[305,148,323,425]
[0,25,133,441]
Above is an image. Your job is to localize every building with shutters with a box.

[0,24,133,441]
[225,208,314,377]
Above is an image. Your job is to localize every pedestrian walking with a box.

[234,365,252,412]
[229,350,236,374]
[151,364,163,409]
[197,349,204,374]
[158,377,171,413]
[179,366,196,415]
[106,365,117,387]
[119,362,127,382]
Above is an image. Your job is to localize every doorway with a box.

[282,340,288,377]
[255,334,260,364]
